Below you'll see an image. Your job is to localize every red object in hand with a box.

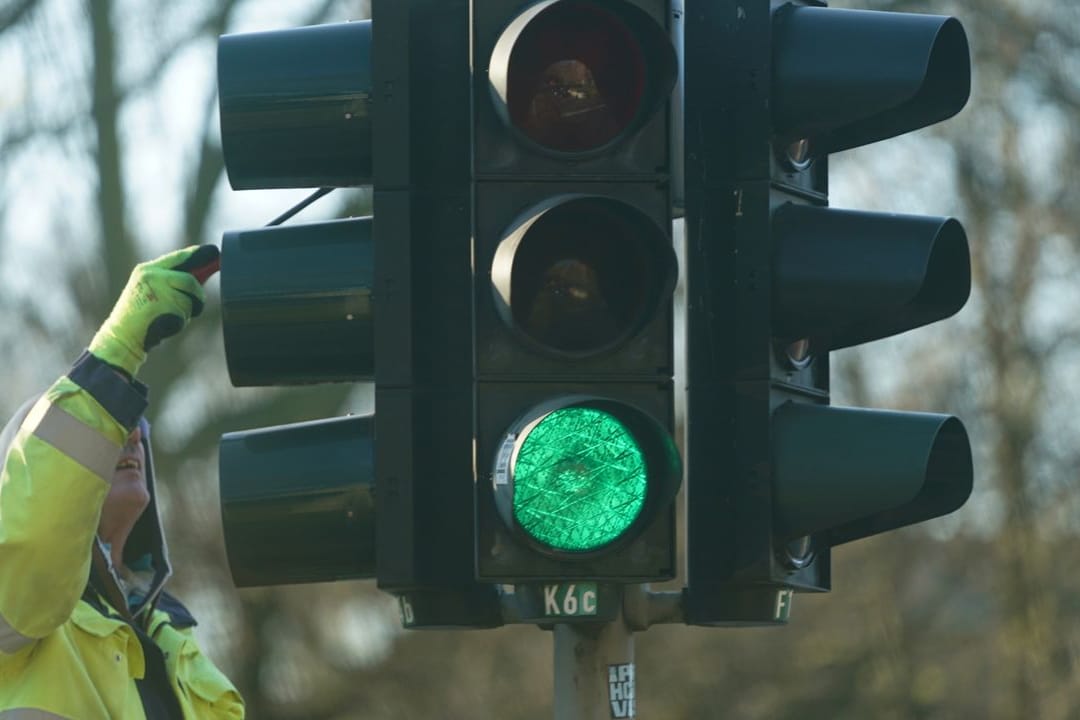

[171,245,221,285]
[189,256,221,285]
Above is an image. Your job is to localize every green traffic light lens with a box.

[511,406,647,552]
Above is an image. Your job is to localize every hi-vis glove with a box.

[89,245,221,377]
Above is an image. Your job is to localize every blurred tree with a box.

[0,2,385,718]
[828,1,1080,718]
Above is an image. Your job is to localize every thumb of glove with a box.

[89,245,216,376]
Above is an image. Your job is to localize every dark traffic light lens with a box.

[491,196,675,357]
[500,1,646,152]
[511,407,647,552]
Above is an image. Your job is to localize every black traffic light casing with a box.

[217,22,382,595]
[217,21,373,190]
[219,415,376,587]
[220,218,375,387]
[471,0,683,582]
[368,0,504,625]
[683,0,974,625]
[215,5,503,628]
[771,5,970,156]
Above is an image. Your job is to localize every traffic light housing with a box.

[217,21,373,190]
[683,1,975,625]
[471,0,683,583]
[219,217,374,386]
[219,415,375,588]
[215,6,503,628]
[214,0,685,621]
[213,0,972,631]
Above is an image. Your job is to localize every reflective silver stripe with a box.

[0,612,33,654]
[26,401,119,481]
[0,710,73,719]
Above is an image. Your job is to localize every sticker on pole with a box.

[774,589,794,622]
[494,433,516,486]
[510,583,617,623]
[399,597,416,627]
[543,582,599,618]
[608,663,635,719]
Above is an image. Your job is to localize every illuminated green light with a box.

[512,407,647,552]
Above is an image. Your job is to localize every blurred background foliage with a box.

[0,0,1077,717]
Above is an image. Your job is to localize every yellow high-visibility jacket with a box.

[0,352,244,719]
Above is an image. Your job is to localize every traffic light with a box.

[216,21,378,590]
[682,1,975,624]
[215,5,503,628]
[471,0,682,582]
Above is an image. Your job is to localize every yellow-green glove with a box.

[89,245,220,377]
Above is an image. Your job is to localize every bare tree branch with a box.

[0,117,86,157]
[89,0,134,309]
[0,0,39,33]
[120,1,243,103]
[181,0,247,249]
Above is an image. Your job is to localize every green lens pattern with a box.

[512,407,647,551]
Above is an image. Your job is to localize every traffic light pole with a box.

[554,610,636,720]
[545,586,683,719]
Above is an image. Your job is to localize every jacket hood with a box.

[0,396,172,621]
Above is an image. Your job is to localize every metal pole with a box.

[553,602,636,720]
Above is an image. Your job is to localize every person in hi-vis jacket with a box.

[0,245,244,719]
